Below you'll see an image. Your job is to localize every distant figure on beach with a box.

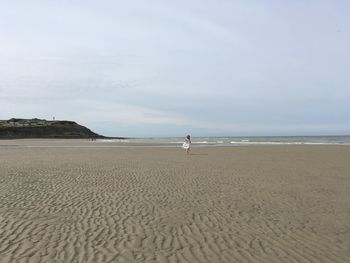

[182,135,191,154]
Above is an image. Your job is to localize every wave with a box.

[97,136,350,146]
[230,141,350,145]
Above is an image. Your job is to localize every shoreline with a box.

[1,138,350,148]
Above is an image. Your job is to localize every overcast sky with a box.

[0,0,349,137]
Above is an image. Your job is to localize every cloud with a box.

[0,1,349,136]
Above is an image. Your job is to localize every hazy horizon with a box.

[1,1,349,137]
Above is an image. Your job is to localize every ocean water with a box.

[101,136,350,146]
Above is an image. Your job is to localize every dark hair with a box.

[186,135,191,139]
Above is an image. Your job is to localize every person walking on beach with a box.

[182,135,191,154]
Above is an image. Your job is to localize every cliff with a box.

[0,118,107,139]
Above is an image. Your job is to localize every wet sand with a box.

[0,140,349,262]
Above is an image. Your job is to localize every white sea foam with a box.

[96,136,350,146]
[97,139,130,143]
[230,141,350,145]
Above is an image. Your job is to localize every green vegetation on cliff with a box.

[0,118,107,139]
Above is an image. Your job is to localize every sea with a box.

[99,136,350,146]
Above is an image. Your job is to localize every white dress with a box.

[182,139,191,149]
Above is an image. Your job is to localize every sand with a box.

[0,140,349,262]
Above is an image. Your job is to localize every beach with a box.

[0,140,349,262]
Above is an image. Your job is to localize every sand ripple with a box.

[0,145,350,262]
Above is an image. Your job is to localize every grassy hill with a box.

[0,118,108,139]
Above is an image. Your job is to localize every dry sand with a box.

[0,140,349,262]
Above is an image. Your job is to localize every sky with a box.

[0,0,349,137]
